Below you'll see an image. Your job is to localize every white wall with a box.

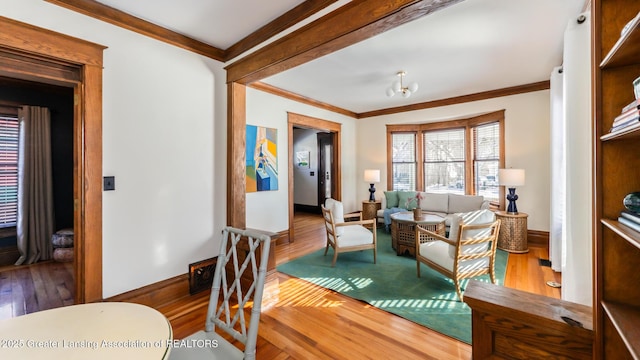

[293,128,319,206]
[1,0,226,298]
[246,88,357,232]
[357,91,551,232]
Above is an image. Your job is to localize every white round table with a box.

[0,302,172,360]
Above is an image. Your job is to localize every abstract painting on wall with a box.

[246,125,278,192]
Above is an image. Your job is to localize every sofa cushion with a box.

[448,194,486,214]
[339,225,374,247]
[421,192,449,213]
[418,239,453,271]
[384,191,399,209]
[398,191,418,210]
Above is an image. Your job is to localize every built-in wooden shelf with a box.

[595,2,640,358]
[602,219,640,251]
[600,219,640,249]
[601,301,640,359]
[600,121,640,141]
[601,12,640,69]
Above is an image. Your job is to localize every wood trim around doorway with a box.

[0,16,105,303]
[287,112,341,243]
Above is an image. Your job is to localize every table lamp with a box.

[364,169,380,202]
[498,168,525,214]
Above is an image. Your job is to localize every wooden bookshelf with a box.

[593,1,640,358]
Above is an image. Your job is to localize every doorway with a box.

[317,132,335,207]
[0,17,105,304]
[287,112,341,242]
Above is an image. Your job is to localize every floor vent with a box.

[189,257,217,295]
[539,258,552,267]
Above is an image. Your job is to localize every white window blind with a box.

[423,128,465,194]
[391,133,416,191]
[0,116,18,228]
[473,122,499,201]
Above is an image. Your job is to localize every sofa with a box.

[377,191,490,230]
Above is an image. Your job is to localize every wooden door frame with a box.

[288,112,341,241]
[0,16,105,303]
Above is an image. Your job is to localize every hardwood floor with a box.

[0,260,74,320]
[157,212,562,360]
[0,211,562,359]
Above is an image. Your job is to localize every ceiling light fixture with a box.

[386,71,418,98]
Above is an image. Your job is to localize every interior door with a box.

[317,132,335,206]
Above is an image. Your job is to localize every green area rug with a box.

[277,230,507,344]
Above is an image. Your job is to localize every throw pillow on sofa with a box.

[384,191,399,208]
[397,191,418,210]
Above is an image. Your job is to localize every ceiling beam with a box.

[225,0,339,61]
[45,0,226,61]
[225,0,464,84]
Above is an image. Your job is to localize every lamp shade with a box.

[498,169,525,187]
[364,169,380,183]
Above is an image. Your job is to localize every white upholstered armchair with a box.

[321,198,377,267]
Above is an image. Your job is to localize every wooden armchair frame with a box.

[415,220,501,301]
[321,205,377,267]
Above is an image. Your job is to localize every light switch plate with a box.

[103,176,115,191]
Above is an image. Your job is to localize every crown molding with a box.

[249,82,357,118]
[45,0,226,60]
[357,81,551,118]
[45,0,337,63]
[251,80,549,119]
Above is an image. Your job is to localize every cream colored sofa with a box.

[377,191,490,229]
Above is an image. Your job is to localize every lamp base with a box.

[506,187,519,214]
[368,183,376,202]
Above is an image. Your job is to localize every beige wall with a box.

[356,90,551,232]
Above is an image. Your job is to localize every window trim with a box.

[386,110,505,209]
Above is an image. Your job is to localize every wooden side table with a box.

[495,211,528,253]
[390,212,446,257]
[362,200,381,221]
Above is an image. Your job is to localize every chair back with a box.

[321,205,338,246]
[205,227,271,360]
[453,220,501,278]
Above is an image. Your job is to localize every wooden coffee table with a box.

[390,212,446,256]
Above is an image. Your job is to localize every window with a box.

[423,128,465,195]
[391,133,416,191]
[386,110,505,207]
[0,115,18,228]
[474,123,500,202]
